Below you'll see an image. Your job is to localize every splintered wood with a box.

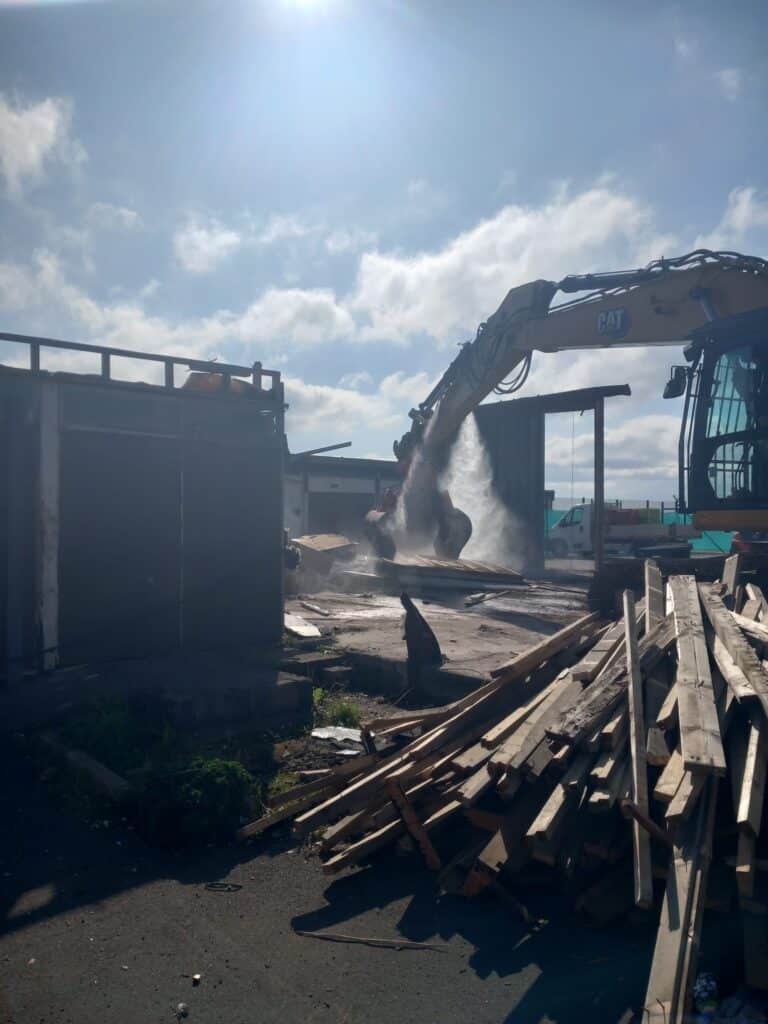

[236,571,768,1011]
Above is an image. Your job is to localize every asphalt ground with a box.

[0,745,660,1024]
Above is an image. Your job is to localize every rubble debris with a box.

[310,726,363,747]
[284,613,322,640]
[238,564,768,1013]
[464,589,516,607]
[293,930,451,951]
[300,600,331,617]
[378,554,525,592]
[292,534,358,575]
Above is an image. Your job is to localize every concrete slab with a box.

[286,580,589,699]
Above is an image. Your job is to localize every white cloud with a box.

[338,370,373,390]
[674,38,697,62]
[403,177,450,220]
[0,251,354,357]
[496,169,517,194]
[351,184,664,345]
[0,260,41,310]
[0,94,86,197]
[257,214,317,245]
[284,370,431,437]
[173,216,242,273]
[714,68,742,101]
[695,186,768,249]
[547,413,679,480]
[325,227,378,254]
[87,202,142,231]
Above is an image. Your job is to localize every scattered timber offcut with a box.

[239,558,768,1020]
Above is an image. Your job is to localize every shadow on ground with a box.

[0,743,653,1024]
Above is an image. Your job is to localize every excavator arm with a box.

[373,250,768,558]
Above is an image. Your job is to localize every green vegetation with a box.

[43,684,363,847]
[312,687,361,728]
[267,770,301,802]
[138,757,255,847]
[60,695,176,777]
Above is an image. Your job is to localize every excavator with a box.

[364,249,768,561]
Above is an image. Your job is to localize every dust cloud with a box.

[440,412,523,568]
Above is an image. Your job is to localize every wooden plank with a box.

[645,560,665,629]
[322,789,463,874]
[669,577,726,775]
[722,552,742,598]
[647,728,671,767]
[645,669,671,765]
[736,710,768,837]
[656,684,678,730]
[590,735,628,788]
[490,611,601,680]
[746,582,768,619]
[731,610,768,649]
[707,630,755,700]
[387,781,442,871]
[665,770,706,823]
[643,778,717,1023]
[699,587,768,716]
[736,831,755,899]
[457,764,496,807]
[654,748,685,804]
[588,762,630,814]
[623,591,653,909]
[294,691,499,836]
[462,807,505,832]
[322,819,404,872]
[550,615,676,746]
[480,677,559,748]
[491,672,583,772]
[525,752,592,843]
[496,770,522,801]
[449,741,491,774]
[476,780,552,877]
[522,738,554,780]
[572,606,643,682]
[742,597,763,621]
[600,706,628,750]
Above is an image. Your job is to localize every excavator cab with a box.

[675,307,768,532]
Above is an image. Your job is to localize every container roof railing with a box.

[0,331,281,394]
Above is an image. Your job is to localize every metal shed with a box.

[1,333,286,678]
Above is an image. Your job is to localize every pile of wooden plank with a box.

[239,556,768,1019]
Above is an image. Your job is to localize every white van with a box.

[547,504,697,559]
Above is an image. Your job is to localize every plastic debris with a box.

[176,1003,189,1019]
[311,726,363,746]
[192,974,201,986]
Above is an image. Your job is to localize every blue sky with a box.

[1,0,767,501]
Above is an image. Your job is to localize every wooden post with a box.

[623,590,654,909]
[5,397,24,685]
[593,399,605,572]
[38,380,60,671]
